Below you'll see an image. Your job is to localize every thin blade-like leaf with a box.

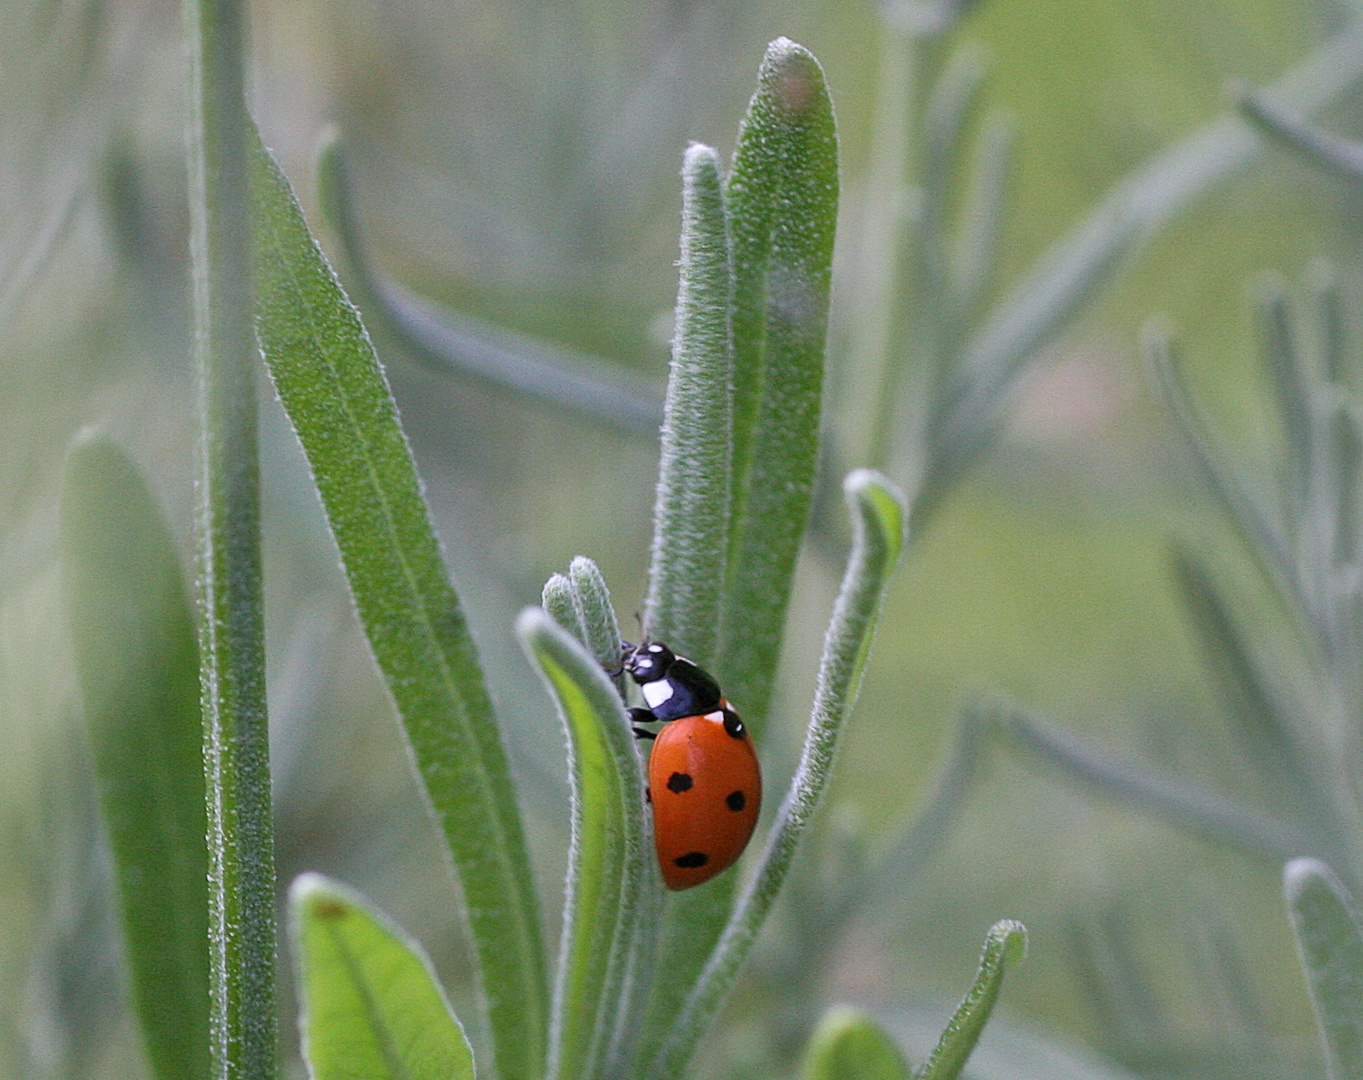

[59,432,210,1080]
[313,130,663,436]
[1285,858,1363,1080]
[517,609,650,1080]
[644,143,733,666]
[915,921,1027,1080]
[720,36,840,727]
[290,873,475,1080]
[1239,89,1363,185]
[646,470,905,1080]
[801,1006,911,1080]
[248,124,548,1080]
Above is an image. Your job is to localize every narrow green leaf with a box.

[543,573,587,641]
[1255,274,1313,509]
[1307,260,1347,385]
[915,20,1363,526]
[184,0,276,1067]
[1167,547,1306,788]
[248,125,548,1080]
[1238,88,1363,185]
[998,705,1307,861]
[949,115,1012,327]
[720,36,840,727]
[566,557,626,694]
[645,470,905,1080]
[921,44,988,245]
[59,433,210,1080]
[1285,858,1363,1080]
[313,129,663,436]
[290,874,474,1080]
[1327,402,1362,566]
[517,608,650,1080]
[915,921,1027,1080]
[801,1006,910,1080]
[644,143,733,666]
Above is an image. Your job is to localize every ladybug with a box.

[621,641,761,890]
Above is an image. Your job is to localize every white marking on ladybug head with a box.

[642,680,674,709]
[703,711,725,724]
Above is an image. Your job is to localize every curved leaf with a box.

[1285,858,1363,1080]
[290,874,474,1080]
[645,469,905,1080]
[248,124,548,1080]
[59,432,210,1080]
[916,920,1027,1080]
[517,608,651,1080]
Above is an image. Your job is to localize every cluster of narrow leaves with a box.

[58,34,1030,1080]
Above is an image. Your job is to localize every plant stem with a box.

[185,0,277,1073]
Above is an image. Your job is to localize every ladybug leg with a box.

[628,706,658,740]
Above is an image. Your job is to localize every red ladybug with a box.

[621,642,761,890]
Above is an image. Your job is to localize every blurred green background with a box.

[5,0,1363,1078]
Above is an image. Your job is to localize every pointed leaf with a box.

[1285,859,1363,1080]
[248,124,548,1080]
[645,470,905,1080]
[720,36,840,727]
[291,874,474,1080]
[801,1006,910,1080]
[517,608,651,1080]
[59,432,210,1080]
[644,144,733,666]
[916,921,1027,1080]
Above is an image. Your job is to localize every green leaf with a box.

[1254,274,1313,510]
[645,469,905,1080]
[915,920,1027,1080]
[566,557,625,680]
[720,36,840,728]
[644,143,733,667]
[543,572,587,641]
[185,0,275,1069]
[248,124,548,1080]
[916,20,1363,525]
[1238,88,1363,186]
[1284,859,1363,1080]
[801,1006,910,1080]
[59,432,210,1080]
[290,874,475,1080]
[313,128,663,436]
[517,609,650,1080]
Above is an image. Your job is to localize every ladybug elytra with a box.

[622,641,761,890]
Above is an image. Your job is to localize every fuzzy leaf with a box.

[801,1006,910,1080]
[1285,859,1363,1080]
[313,129,663,436]
[644,143,733,666]
[645,470,905,1080]
[59,433,211,1080]
[916,921,1027,1080]
[720,36,840,727]
[291,874,474,1080]
[248,124,548,1080]
[517,609,651,1080]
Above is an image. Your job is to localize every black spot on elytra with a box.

[674,852,708,869]
[722,709,745,738]
[667,772,694,793]
[726,790,746,812]
[644,787,651,804]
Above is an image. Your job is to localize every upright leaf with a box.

[646,470,905,1080]
[517,609,650,1080]
[291,874,475,1080]
[644,143,733,666]
[248,125,548,1080]
[916,921,1027,1080]
[1285,859,1363,1080]
[720,37,840,727]
[59,433,210,1080]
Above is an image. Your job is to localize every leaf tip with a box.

[760,37,829,117]
[986,919,1028,965]
[1285,857,1335,901]
[844,468,908,553]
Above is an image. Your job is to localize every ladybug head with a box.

[621,640,675,684]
